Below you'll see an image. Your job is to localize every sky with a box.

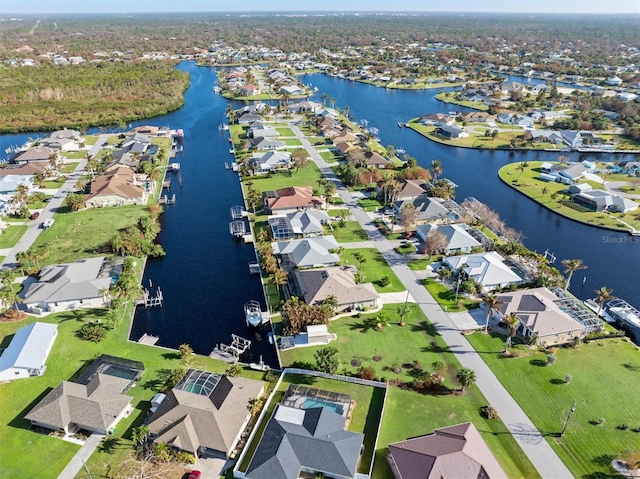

[1,0,639,15]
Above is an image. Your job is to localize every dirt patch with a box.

[350,359,362,367]
[373,355,382,362]
[1,311,28,322]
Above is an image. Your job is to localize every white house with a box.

[416,224,481,254]
[0,322,58,382]
[250,151,292,173]
[444,252,523,291]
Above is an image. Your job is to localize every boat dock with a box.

[225,162,239,172]
[210,334,252,363]
[137,333,160,345]
[249,262,260,275]
[159,194,176,205]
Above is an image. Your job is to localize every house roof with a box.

[395,179,430,199]
[0,322,57,376]
[269,210,329,238]
[445,252,522,288]
[13,147,56,163]
[0,162,47,177]
[22,257,112,305]
[86,167,145,202]
[25,373,131,432]
[418,224,480,252]
[251,137,286,150]
[147,371,264,455]
[246,404,364,479]
[252,151,291,170]
[364,151,391,167]
[292,265,379,307]
[272,236,340,269]
[395,195,449,221]
[388,422,507,479]
[496,288,584,337]
[265,186,322,212]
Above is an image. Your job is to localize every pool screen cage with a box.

[283,384,352,406]
[75,354,145,389]
[175,369,221,396]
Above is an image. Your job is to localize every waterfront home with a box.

[239,84,261,96]
[618,160,640,174]
[335,142,360,156]
[364,151,392,169]
[333,131,359,143]
[0,322,57,382]
[436,125,469,139]
[419,113,455,126]
[263,186,323,214]
[0,162,47,178]
[561,130,603,149]
[416,224,481,254]
[288,100,322,114]
[444,251,523,291]
[387,422,507,479]
[248,125,279,139]
[249,151,292,174]
[21,257,114,313]
[572,189,639,213]
[251,137,286,150]
[291,265,380,311]
[393,195,453,226]
[245,394,364,479]
[281,85,305,95]
[38,129,82,151]
[25,355,143,435]
[237,111,264,125]
[86,167,149,207]
[12,147,57,165]
[269,210,330,240]
[494,287,589,346]
[271,235,340,271]
[0,174,35,195]
[523,129,565,144]
[147,369,264,459]
[377,178,430,202]
[462,112,495,123]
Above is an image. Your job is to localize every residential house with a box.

[245,402,364,479]
[0,322,58,382]
[38,129,82,151]
[419,113,455,126]
[281,85,305,96]
[617,92,638,102]
[377,178,430,202]
[523,129,565,144]
[86,167,148,207]
[263,186,323,214]
[333,131,359,143]
[416,224,481,254]
[288,101,322,114]
[572,190,639,213]
[147,369,264,459]
[436,125,469,139]
[558,163,588,183]
[25,372,136,435]
[0,162,47,179]
[444,251,523,291]
[494,288,588,346]
[251,137,286,150]
[394,195,453,226]
[335,142,360,156]
[237,112,264,125]
[387,422,508,479]
[0,174,35,195]
[271,236,340,271]
[239,84,261,97]
[250,151,292,173]
[561,130,602,149]
[364,151,392,168]
[291,265,380,311]
[12,147,56,165]
[605,76,623,86]
[21,257,114,313]
[269,210,330,240]
[248,125,279,139]
[463,112,494,123]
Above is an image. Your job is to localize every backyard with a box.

[467,331,640,478]
[341,248,405,292]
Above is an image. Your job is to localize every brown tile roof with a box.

[265,186,323,212]
[388,422,507,479]
[0,162,47,177]
[396,179,430,199]
[13,147,56,163]
[293,266,379,307]
[86,167,145,202]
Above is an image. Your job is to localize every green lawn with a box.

[328,208,350,217]
[242,161,323,194]
[60,162,79,173]
[329,221,369,243]
[467,332,640,478]
[357,197,384,212]
[422,277,481,312]
[283,138,302,146]
[63,151,88,160]
[407,255,442,271]
[0,225,28,249]
[30,205,148,265]
[341,248,405,292]
[42,179,66,189]
[275,127,295,137]
[0,306,261,479]
[320,150,342,162]
[84,136,99,145]
[277,305,539,479]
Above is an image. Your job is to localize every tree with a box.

[314,347,340,374]
[131,425,150,448]
[225,364,243,377]
[271,269,288,295]
[482,293,504,332]
[422,229,448,259]
[66,193,87,212]
[376,311,390,330]
[456,368,477,391]
[291,148,309,172]
[247,397,265,417]
[397,303,410,327]
[595,286,614,317]
[179,343,194,366]
[516,162,527,183]
[400,203,417,233]
[323,181,337,205]
[562,258,587,290]
[504,312,520,349]
[431,159,443,184]
[321,294,338,313]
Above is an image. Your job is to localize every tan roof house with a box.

[147,369,264,459]
[387,422,508,479]
[13,147,57,164]
[86,167,148,207]
[263,186,323,214]
[364,151,392,169]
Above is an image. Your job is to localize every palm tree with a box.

[131,425,150,448]
[397,302,410,327]
[271,269,288,295]
[595,286,614,317]
[562,258,587,290]
[431,159,442,184]
[247,397,265,417]
[376,311,390,330]
[456,368,477,392]
[482,293,504,332]
[504,312,520,349]
[516,162,527,183]
[321,93,328,107]
[329,97,336,109]
[324,182,337,205]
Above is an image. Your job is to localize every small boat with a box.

[250,356,270,371]
[397,122,403,128]
[244,300,269,327]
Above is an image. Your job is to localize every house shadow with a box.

[122,401,151,441]
[9,387,54,431]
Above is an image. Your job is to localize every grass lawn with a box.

[30,205,148,265]
[238,373,384,475]
[63,151,88,160]
[407,255,441,271]
[341,248,405,292]
[275,127,295,137]
[42,179,66,189]
[60,162,79,173]
[357,197,384,212]
[329,221,369,243]
[242,162,322,194]
[320,150,342,162]
[283,138,302,146]
[277,305,539,479]
[84,136,99,145]
[467,332,640,478]
[0,225,28,249]
[408,120,521,150]
[422,277,481,312]
[0,306,263,479]
[328,208,350,217]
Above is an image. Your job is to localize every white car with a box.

[41,218,55,229]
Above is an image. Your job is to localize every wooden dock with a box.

[210,334,251,363]
[138,333,160,345]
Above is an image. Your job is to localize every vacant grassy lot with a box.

[0,225,28,249]
[467,332,640,478]
[328,220,369,242]
[0,307,258,479]
[423,277,481,311]
[357,197,384,212]
[277,305,539,479]
[341,248,405,292]
[242,161,323,194]
[30,205,148,265]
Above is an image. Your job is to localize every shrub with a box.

[598,417,606,425]
[176,451,196,464]
[546,353,557,365]
[78,323,107,342]
[357,366,376,381]
[564,373,572,384]
[412,360,422,370]
[379,276,391,287]
[481,405,500,420]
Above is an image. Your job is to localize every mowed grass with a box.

[341,248,405,292]
[30,205,148,265]
[329,220,369,242]
[0,225,28,249]
[467,332,640,478]
[277,305,539,479]
[423,277,481,312]
[0,307,260,479]
[242,161,323,194]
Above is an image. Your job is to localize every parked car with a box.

[41,218,55,229]
[30,211,40,220]
[314,141,324,146]
[187,471,202,479]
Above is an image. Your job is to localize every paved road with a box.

[290,123,574,479]
[57,433,104,479]
[1,135,108,269]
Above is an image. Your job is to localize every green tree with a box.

[131,425,150,448]
[66,193,87,212]
[562,258,587,290]
[504,312,520,349]
[456,368,477,391]
[225,364,243,377]
[482,293,504,332]
[314,347,341,374]
[595,286,614,317]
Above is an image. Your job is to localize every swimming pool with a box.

[103,365,137,380]
[300,398,345,416]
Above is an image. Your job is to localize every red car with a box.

[187,471,202,479]
[31,211,40,220]
[314,141,324,146]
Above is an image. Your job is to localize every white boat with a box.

[605,299,640,343]
[583,299,615,323]
[244,300,269,327]
[250,356,270,371]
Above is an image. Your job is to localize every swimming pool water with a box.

[301,398,344,416]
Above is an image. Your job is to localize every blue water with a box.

[301,398,344,415]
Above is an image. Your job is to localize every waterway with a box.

[302,73,640,309]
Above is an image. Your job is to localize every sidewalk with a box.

[57,433,104,479]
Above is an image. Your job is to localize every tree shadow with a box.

[162,352,180,360]
[591,453,618,468]
[348,317,379,333]
[141,378,163,391]
[622,362,640,372]
[550,378,566,385]
[98,436,123,454]
[530,359,547,367]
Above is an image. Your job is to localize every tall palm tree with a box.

[456,368,477,391]
[271,269,288,295]
[431,159,442,184]
[321,93,328,106]
[516,162,527,183]
[482,293,504,332]
[562,258,587,290]
[504,312,520,349]
[595,286,614,317]
[131,425,150,448]
[324,182,337,205]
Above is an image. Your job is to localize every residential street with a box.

[290,123,574,479]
